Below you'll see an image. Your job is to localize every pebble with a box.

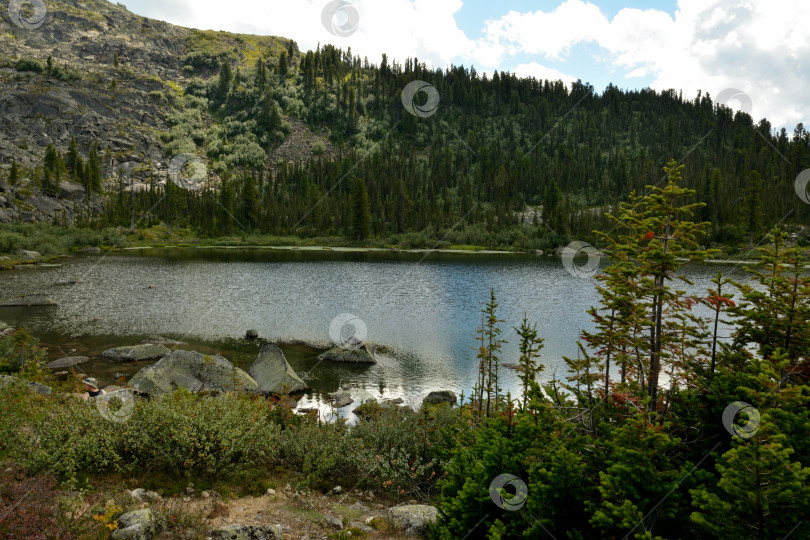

[266,488,276,496]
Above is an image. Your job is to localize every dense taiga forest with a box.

[20,38,809,252]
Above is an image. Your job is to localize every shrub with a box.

[15,58,44,73]
[11,392,282,485]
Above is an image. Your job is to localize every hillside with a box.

[0,0,808,252]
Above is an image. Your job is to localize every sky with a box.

[122,0,808,132]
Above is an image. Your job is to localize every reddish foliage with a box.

[0,469,68,539]
[643,231,655,241]
[704,294,736,308]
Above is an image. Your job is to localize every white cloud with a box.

[472,0,809,129]
[124,0,808,128]
[513,62,577,85]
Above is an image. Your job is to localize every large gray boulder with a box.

[0,375,52,395]
[423,390,457,406]
[46,356,89,369]
[210,524,283,540]
[102,344,170,362]
[128,350,258,396]
[111,509,163,540]
[387,505,440,536]
[317,345,376,364]
[58,181,86,201]
[249,344,308,395]
[16,249,42,262]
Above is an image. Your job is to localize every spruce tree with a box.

[8,159,19,185]
[350,178,371,241]
[514,314,544,410]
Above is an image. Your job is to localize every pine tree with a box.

[742,170,764,249]
[731,227,810,374]
[218,58,232,100]
[278,51,288,77]
[88,145,102,194]
[350,178,371,241]
[481,289,506,417]
[66,137,79,180]
[514,314,544,410]
[8,160,19,186]
[691,420,810,539]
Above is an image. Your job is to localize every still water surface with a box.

[0,248,751,418]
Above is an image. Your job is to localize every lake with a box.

[0,247,752,420]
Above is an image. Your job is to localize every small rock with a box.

[324,515,344,530]
[184,484,195,495]
[285,484,291,492]
[349,521,374,533]
[331,486,342,495]
[110,509,162,540]
[266,488,276,497]
[210,524,283,540]
[246,329,259,340]
[391,397,404,405]
[16,250,42,262]
[140,335,186,347]
[330,391,354,408]
[317,346,376,364]
[182,496,190,502]
[130,488,161,504]
[387,504,440,536]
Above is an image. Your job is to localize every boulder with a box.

[102,344,170,362]
[111,509,162,540]
[423,390,457,406]
[128,350,258,396]
[58,181,86,201]
[248,344,308,395]
[329,391,354,408]
[140,335,185,347]
[0,375,52,395]
[46,356,89,369]
[210,524,283,540]
[0,294,56,307]
[317,346,376,364]
[16,249,42,262]
[387,504,440,536]
[130,488,161,503]
[245,329,259,340]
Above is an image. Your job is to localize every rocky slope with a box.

[0,0,331,223]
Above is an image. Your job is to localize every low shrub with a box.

[15,58,43,73]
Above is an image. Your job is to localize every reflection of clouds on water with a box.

[0,252,754,401]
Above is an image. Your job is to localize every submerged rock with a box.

[140,335,186,347]
[102,344,170,362]
[249,343,308,395]
[46,356,89,369]
[128,350,258,396]
[0,294,56,307]
[317,345,376,364]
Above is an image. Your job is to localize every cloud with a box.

[513,62,576,85]
[472,0,809,129]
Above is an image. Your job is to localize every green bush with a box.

[10,391,281,485]
[15,58,43,73]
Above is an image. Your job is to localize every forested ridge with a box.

[93,40,810,251]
